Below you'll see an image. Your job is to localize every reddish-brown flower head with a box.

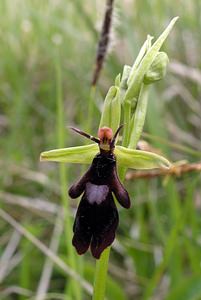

[98,127,113,142]
[98,127,113,152]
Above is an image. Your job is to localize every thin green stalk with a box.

[55,52,81,300]
[93,247,110,300]
[19,236,31,300]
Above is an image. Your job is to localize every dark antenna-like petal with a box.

[110,124,124,149]
[69,127,100,144]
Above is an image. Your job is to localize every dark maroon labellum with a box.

[68,126,131,259]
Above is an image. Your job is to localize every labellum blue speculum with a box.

[68,125,130,259]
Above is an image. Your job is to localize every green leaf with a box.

[115,145,171,169]
[40,144,98,164]
[165,275,201,300]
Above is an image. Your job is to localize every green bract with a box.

[40,144,171,170]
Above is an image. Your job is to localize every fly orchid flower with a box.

[40,125,170,258]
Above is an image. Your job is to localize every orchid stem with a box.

[93,247,110,300]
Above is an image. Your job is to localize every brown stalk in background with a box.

[91,0,115,86]
[126,162,201,180]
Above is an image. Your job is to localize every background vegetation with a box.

[1,0,201,299]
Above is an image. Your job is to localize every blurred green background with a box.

[1,0,201,299]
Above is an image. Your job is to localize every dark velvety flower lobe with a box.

[72,191,118,259]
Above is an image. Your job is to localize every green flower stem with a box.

[55,52,81,300]
[93,247,110,300]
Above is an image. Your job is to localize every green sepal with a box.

[40,144,98,164]
[115,145,171,169]
[40,143,171,170]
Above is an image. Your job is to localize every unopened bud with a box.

[99,86,121,133]
[119,65,131,103]
[143,52,169,85]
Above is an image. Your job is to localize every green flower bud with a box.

[143,51,169,85]
[120,65,131,91]
[118,65,131,105]
[99,86,121,133]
